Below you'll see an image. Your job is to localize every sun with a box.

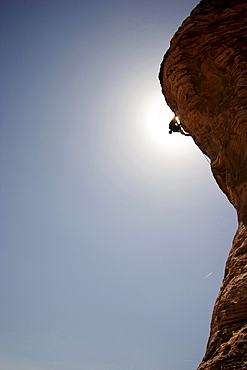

[137,91,194,158]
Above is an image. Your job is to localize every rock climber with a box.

[169,116,190,136]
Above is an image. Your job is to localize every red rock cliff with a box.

[159,0,247,369]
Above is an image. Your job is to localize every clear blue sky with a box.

[1,1,237,369]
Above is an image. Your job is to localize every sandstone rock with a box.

[159,0,247,368]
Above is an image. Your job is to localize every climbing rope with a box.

[203,153,211,164]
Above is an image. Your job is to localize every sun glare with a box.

[139,91,195,158]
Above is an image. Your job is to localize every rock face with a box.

[159,0,247,368]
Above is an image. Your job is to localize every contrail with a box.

[204,272,212,279]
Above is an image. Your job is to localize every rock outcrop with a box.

[159,0,247,368]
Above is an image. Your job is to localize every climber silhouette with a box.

[169,116,190,136]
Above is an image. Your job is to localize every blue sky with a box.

[0,1,237,369]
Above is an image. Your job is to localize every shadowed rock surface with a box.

[159,0,247,368]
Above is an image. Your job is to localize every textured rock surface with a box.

[159,0,247,369]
